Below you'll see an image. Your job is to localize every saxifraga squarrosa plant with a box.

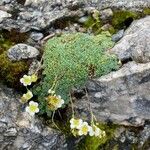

[34,32,120,116]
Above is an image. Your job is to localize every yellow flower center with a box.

[81,125,89,134]
[24,77,31,84]
[47,96,60,110]
[73,119,80,126]
[29,105,37,112]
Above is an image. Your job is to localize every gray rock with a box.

[1,0,149,32]
[0,84,67,150]
[85,0,150,12]
[0,10,11,23]
[138,123,150,148]
[111,16,150,63]
[78,16,89,24]
[0,0,84,32]
[28,59,41,75]
[7,43,40,61]
[112,29,124,42]
[30,32,44,41]
[24,0,45,6]
[73,61,150,126]
[0,0,11,5]
[100,8,113,22]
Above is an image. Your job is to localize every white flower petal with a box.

[89,127,95,136]
[23,75,28,78]
[20,78,24,83]
[82,122,88,126]
[33,102,38,107]
[60,99,64,105]
[78,130,83,136]
[95,128,101,137]
[70,124,75,129]
[70,118,74,124]
[25,106,30,113]
[58,95,61,99]
[29,101,36,106]
[35,108,39,113]
[29,111,35,116]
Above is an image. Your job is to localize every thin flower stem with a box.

[26,87,29,91]
[69,93,75,118]
[52,111,60,131]
[85,88,95,125]
[34,54,44,74]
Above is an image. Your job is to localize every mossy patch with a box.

[143,8,150,15]
[0,30,30,88]
[83,10,102,34]
[77,123,118,150]
[0,52,30,87]
[112,10,139,29]
[83,15,102,34]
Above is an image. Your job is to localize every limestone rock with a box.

[111,16,150,63]
[7,44,39,61]
[73,61,150,126]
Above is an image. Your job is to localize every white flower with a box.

[70,118,83,129]
[31,74,38,82]
[56,95,64,108]
[89,125,105,137]
[25,101,39,116]
[94,126,102,137]
[48,89,55,95]
[89,126,95,136]
[21,90,33,103]
[78,122,90,136]
[47,95,64,110]
[20,75,32,86]
[101,130,106,137]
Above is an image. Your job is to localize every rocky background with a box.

[0,0,150,150]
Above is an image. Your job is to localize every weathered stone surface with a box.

[100,8,113,23]
[0,84,67,150]
[0,0,84,32]
[0,0,149,32]
[138,123,150,149]
[30,32,44,41]
[111,16,150,63]
[84,0,150,11]
[0,10,11,23]
[7,44,39,61]
[73,61,150,126]
[112,29,124,42]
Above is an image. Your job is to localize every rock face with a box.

[73,62,150,126]
[7,44,39,61]
[0,10,11,23]
[112,29,124,42]
[111,16,150,63]
[0,0,84,32]
[86,0,150,11]
[0,0,149,32]
[0,84,67,150]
